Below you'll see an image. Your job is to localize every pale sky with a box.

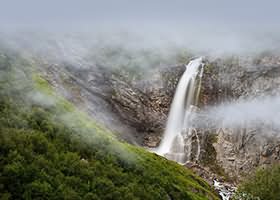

[1,0,280,55]
[0,0,279,31]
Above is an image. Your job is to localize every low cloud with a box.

[192,95,280,130]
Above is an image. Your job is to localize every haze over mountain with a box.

[1,1,280,200]
[1,0,280,55]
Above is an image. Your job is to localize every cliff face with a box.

[109,66,185,147]
[200,55,280,180]
[39,61,185,145]
[39,53,280,181]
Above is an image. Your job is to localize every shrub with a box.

[237,164,280,200]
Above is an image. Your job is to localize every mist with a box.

[192,95,280,130]
[1,0,280,58]
[2,0,280,134]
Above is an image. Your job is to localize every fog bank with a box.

[192,96,280,130]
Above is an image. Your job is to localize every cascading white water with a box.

[157,57,204,164]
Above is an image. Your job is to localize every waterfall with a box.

[157,57,204,164]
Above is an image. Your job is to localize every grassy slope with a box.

[0,53,218,200]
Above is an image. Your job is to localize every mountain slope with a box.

[0,53,218,199]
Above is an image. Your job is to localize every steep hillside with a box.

[0,52,218,199]
[57,52,280,182]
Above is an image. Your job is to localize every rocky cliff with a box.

[38,59,186,146]
[38,53,280,182]
[199,54,280,180]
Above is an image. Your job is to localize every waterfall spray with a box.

[157,57,204,164]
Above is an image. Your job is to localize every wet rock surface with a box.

[213,179,236,200]
[185,162,236,200]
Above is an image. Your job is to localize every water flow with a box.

[157,57,204,163]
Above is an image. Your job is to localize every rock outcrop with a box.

[197,54,280,180]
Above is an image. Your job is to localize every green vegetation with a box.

[0,53,218,199]
[234,164,280,200]
[203,63,215,74]
[199,133,231,181]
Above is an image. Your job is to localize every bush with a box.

[237,164,280,200]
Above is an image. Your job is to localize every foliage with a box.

[232,192,261,200]
[236,164,280,200]
[0,53,218,199]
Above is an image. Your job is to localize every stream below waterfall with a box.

[214,180,236,200]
